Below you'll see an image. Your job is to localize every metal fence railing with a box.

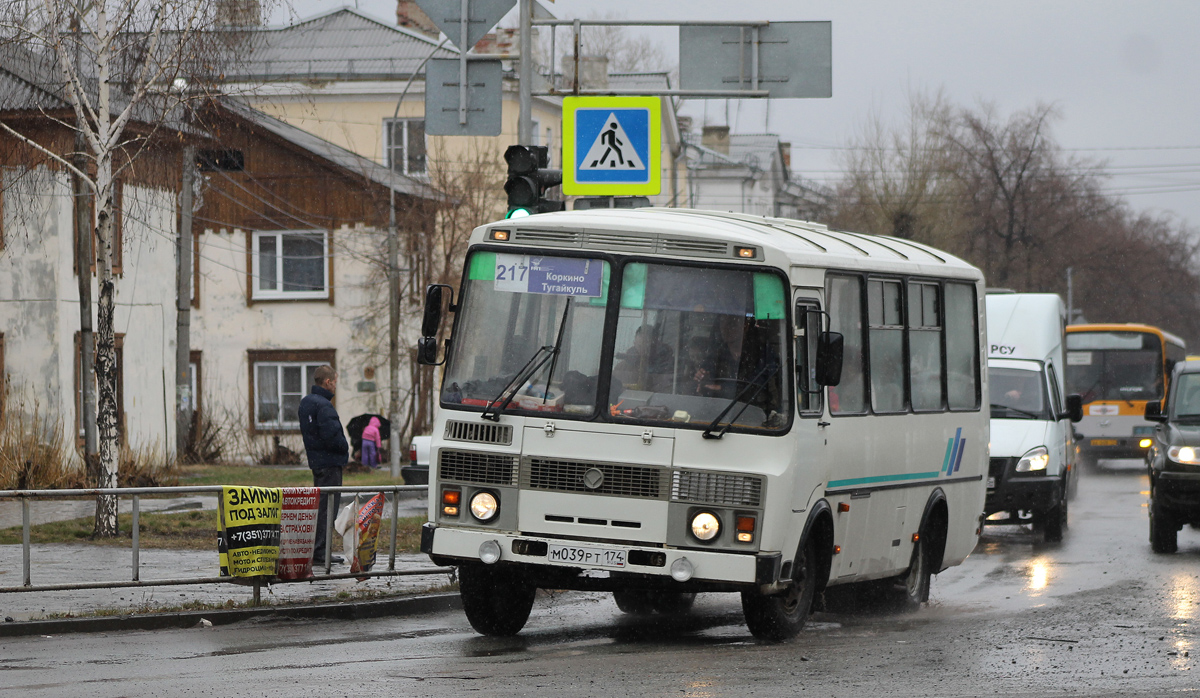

[0,485,450,603]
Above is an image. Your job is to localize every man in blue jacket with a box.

[299,365,349,566]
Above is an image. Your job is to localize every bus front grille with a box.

[671,470,763,507]
[444,420,513,446]
[524,458,664,499]
[439,450,519,486]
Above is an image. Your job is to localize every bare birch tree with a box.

[0,0,240,535]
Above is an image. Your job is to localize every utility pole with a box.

[518,0,532,143]
[71,5,97,474]
[176,146,195,459]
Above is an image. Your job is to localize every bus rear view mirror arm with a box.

[815,331,844,387]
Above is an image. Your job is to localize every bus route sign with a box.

[562,96,661,196]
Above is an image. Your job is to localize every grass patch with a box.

[177,463,406,488]
[0,509,429,553]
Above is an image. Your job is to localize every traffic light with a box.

[504,145,564,218]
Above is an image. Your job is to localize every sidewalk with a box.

[0,492,440,622]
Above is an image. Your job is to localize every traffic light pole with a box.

[518,0,533,144]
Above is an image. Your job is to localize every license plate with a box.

[987,476,996,489]
[1092,439,1118,446]
[547,544,627,568]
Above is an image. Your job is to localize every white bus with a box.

[418,209,988,640]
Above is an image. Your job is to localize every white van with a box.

[984,292,1082,542]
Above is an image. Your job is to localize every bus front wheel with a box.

[458,564,536,636]
[741,538,817,641]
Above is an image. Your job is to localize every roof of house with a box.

[219,98,441,201]
[227,7,457,82]
[0,44,68,112]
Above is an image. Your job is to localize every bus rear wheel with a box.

[741,538,817,641]
[458,564,536,636]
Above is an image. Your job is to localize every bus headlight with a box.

[1139,438,1153,449]
[1168,446,1200,464]
[1016,446,1050,472]
[469,491,499,521]
[690,512,721,541]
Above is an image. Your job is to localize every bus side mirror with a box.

[421,285,449,338]
[416,336,443,366]
[1145,401,1167,422]
[815,331,844,387]
[1065,394,1083,423]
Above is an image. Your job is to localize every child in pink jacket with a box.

[361,416,382,468]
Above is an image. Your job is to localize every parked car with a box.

[405,435,431,485]
[1145,360,1200,552]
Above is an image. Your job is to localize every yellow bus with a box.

[1065,324,1186,466]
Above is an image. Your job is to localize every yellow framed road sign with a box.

[562,96,661,196]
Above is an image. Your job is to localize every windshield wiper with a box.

[481,300,572,422]
[480,346,556,422]
[990,402,1041,419]
[703,364,779,440]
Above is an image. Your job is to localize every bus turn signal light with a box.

[442,488,461,516]
[735,515,756,543]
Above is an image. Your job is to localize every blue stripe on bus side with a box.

[953,431,966,473]
[828,471,944,489]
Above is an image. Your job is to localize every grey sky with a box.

[275,1,1200,227]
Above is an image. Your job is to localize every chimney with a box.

[215,0,261,26]
[396,0,439,37]
[779,141,792,169]
[677,115,693,137]
[702,125,730,154]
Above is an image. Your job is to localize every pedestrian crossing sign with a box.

[562,96,661,196]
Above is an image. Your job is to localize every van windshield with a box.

[1171,373,1200,419]
[989,367,1049,419]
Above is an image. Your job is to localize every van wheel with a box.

[458,564,536,636]
[650,591,696,615]
[612,590,655,615]
[742,538,817,641]
[1150,497,1178,554]
[1042,497,1067,543]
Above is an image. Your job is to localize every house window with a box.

[248,349,335,432]
[250,230,329,300]
[384,118,426,175]
[75,332,124,445]
[197,149,245,172]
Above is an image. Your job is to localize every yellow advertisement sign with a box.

[218,486,282,578]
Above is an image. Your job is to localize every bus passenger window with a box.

[828,276,866,414]
[908,282,943,411]
[868,279,906,413]
[945,282,980,410]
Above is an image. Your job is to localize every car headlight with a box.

[1015,446,1050,472]
[690,511,721,541]
[469,491,499,521]
[1167,446,1200,465]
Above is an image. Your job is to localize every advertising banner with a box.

[350,493,385,577]
[218,486,282,578]
[277,487,319,580]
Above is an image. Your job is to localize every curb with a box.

[0,592,462,638]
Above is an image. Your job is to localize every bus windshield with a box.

[441,252,611,416]
[607,263,790,432]
[1065,331,1163,402]
[988,367,1048,419]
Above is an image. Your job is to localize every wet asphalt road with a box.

[3,462,1198,697]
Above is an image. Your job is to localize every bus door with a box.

[792,292,832,535]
